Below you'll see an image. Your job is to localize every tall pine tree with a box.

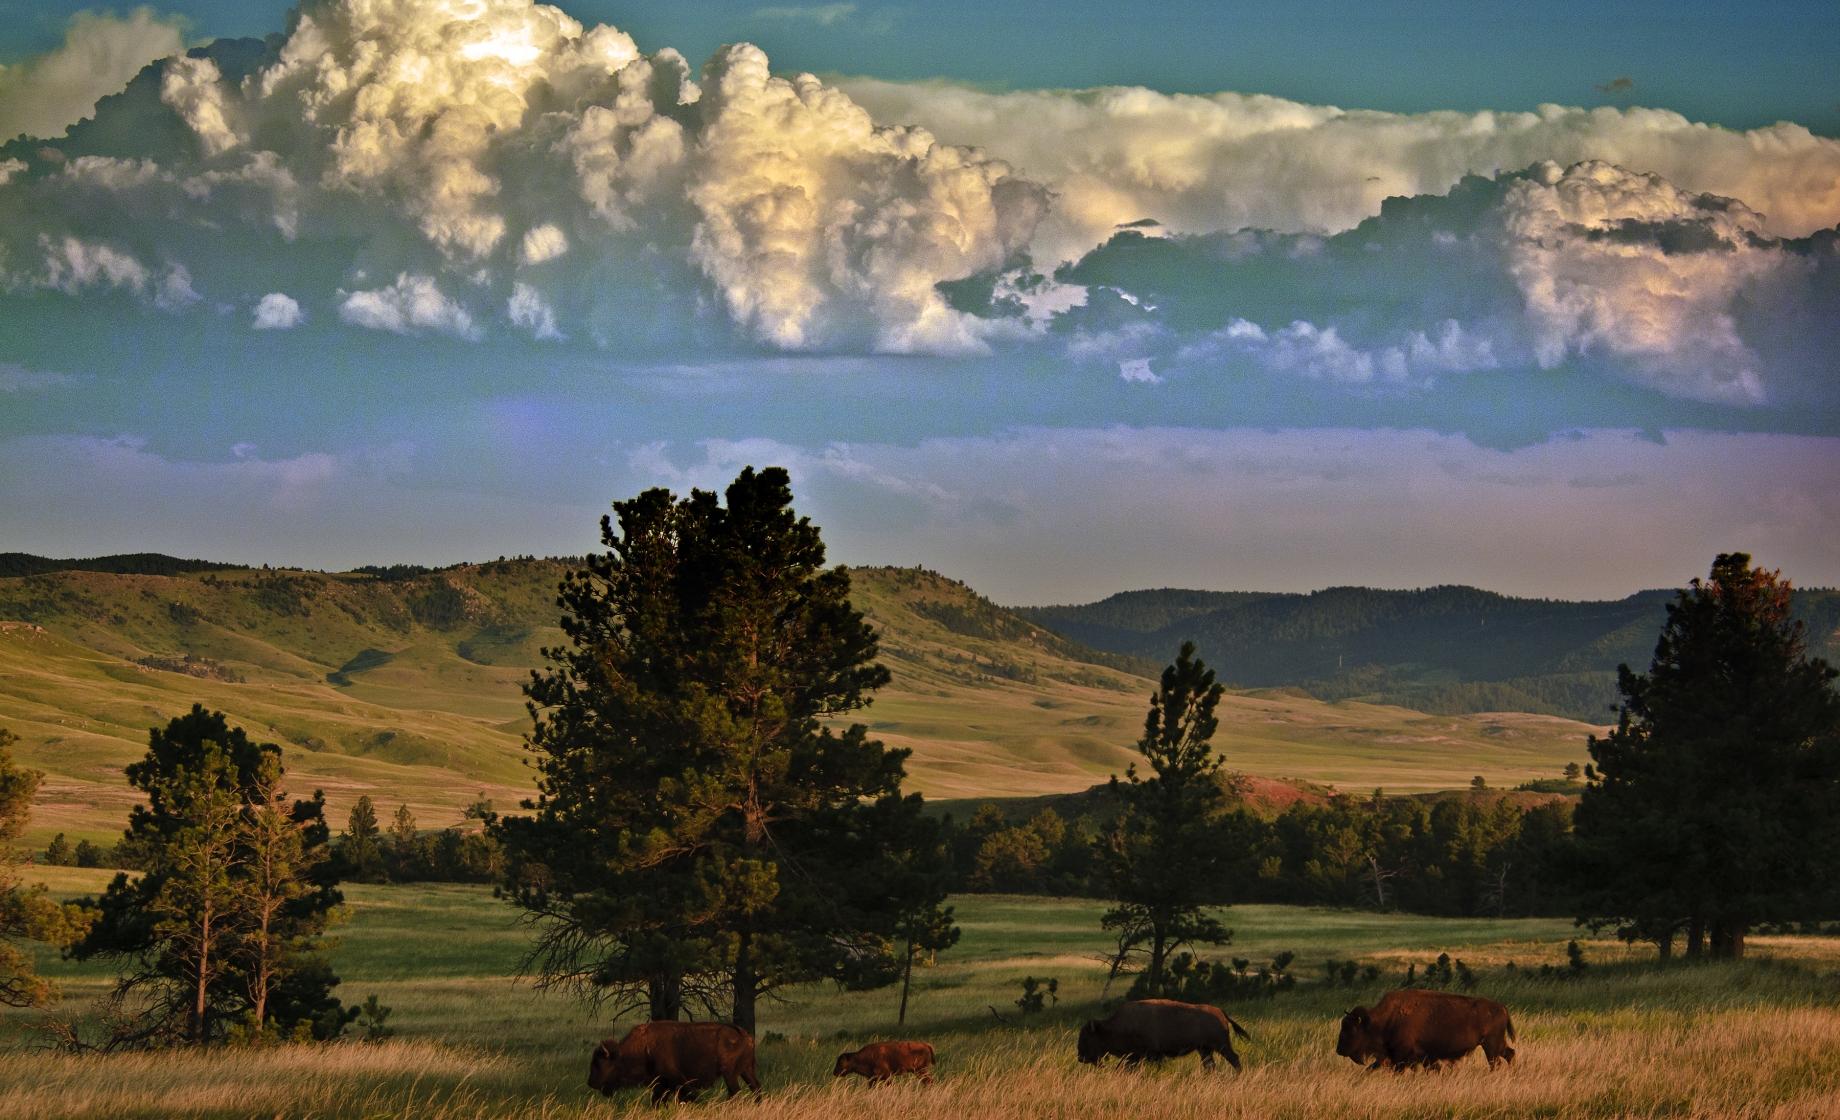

[497,467,946,1032]
[1572,554,1840,959]
[1098,642,1235,993]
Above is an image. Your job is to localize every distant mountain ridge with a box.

[0,553,243,578]
[1018,583,1840,721]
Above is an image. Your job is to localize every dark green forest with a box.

[1019,585,1840,721]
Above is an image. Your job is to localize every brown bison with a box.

[1336,989,1516,1072]
[1077,999,1251,1070]
[587,1021,762,1103]
[833,1040,936,1083]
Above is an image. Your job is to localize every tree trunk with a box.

[897,933,915,1026]
[192,907,212,1044]
[1686,915,1704,959]
[1656,930,1673,961]
[1709,922,1746,960]
[251,910,273,1030]
[648,972,682,1021]
[1147,926,1168,994]
[732,929,757,1035]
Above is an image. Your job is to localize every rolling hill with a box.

[0,559,1595,844]
[1018,584,1840,721]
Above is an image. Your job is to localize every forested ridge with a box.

[1020,584,1840,721]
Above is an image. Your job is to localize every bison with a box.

[1076,999,1251,1071]
[833,1040,936,1083]
[1336,989,1516,1072]
[587,1020,762,1104]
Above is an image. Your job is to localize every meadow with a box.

[5,867,1839,1118]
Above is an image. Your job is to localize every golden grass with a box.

[3,1007,1838,1119]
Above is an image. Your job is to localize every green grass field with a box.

[6,867,1839,1118]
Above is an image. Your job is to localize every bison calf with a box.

[1337,989,1516,1072]
[588,1021,762,1104]
[833,1040,936,1083]
[1077,999,1251,1071]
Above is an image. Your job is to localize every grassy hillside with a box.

[1019,585,1840,722]
[0,561,1594,843]
[7,869,1840,1118]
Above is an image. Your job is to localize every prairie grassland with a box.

[0,564,1595,843]
[5,875,1840,1118]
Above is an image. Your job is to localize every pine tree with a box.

[340,796,385,883]
[72,706,347,1044]
[236,754,326,1032]
[1098,642,1234,993]
[387,804,419,881]
[497,467,939,1032]
[1571,554,1840,960]
[148,742,245,1043]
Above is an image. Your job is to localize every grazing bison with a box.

[1077,999,1251,1071]
[587,1021,762,1103]
[1336,989,1516,1072]
[833,1040,936,1083]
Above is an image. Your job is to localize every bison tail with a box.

[1228,1016,1252,1042]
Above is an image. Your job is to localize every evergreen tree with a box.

[72,706,346,1044]
[497,467,938,1032]
[236,754,327,1032]
[2,729,90,1008]
[886,811,959,1026]
[387,804,419,880]
[1571,554,1840,960]
[339,796,385,883]
[1097,642,1234,993]
[43,833,73,867]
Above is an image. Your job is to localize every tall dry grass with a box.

[3,1005,1838,1119]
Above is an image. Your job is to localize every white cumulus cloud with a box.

[1502,161,1796,404]
[508,281,562,340]
[252,292,304,330]
[840,79,1840,265]
[340,273,480,340]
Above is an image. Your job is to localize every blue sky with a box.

[0,1,1835,602]
[4,1,1837,133]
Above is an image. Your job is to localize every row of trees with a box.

[337,796,502,883]
[947,789,1574,919]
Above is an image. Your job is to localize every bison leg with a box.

[1200,1050,1216,1071]
[1483,1036,1516,1069]
[1222,1048,1242,1072]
